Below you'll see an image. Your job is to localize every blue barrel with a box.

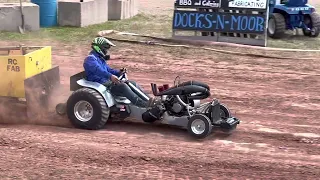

[31,0,57,27]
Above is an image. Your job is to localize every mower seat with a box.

[176,80,210,91]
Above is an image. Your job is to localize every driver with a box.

[83,37,155,108]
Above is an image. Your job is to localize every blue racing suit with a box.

[83,50,150,107]
[83,51,120,84]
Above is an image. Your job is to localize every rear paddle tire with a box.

[66,88,110,130]
[187,114,212,139]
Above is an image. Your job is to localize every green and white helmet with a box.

[91,37,116,58]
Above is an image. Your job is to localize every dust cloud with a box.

[0,97,28,124]
[0,80,72,128]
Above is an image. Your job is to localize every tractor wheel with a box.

[303,12,320,37]
[267,13,286,39]
[187,114,212,139]
[66,88,110,130]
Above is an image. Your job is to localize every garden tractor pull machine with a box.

[268,0,320,38]
[55,69,240,139]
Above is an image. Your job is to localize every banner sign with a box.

[174,0,220,8]
[172,10,266,34]
[221,0,268,10]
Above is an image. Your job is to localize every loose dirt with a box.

[1,39,319,179]
[1,0,320,179]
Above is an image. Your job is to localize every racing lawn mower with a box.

[56,70,240,139]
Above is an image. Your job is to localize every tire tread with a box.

[67,88,110,130]
[268,13,286,39]
[309,12,320,37]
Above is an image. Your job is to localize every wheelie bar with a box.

[219,117,240,130]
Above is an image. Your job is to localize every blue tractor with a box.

[267,0,320,38]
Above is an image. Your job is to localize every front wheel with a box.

[187,114,212,139]
[267,13,286,39]
[66,88,110,130]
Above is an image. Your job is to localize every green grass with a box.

[0,13,173,43]
[1,6,320,50]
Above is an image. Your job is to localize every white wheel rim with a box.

[74,100,93,122]
[268,18,275,34]
[191,119,206,135]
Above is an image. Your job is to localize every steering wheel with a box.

[118,69,128,82]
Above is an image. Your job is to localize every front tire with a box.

[267,13,286,39]
[187,114,212,139]
[66,88,110,130]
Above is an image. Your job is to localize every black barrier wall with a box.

[172,0,269,47]
[173,11,266,33]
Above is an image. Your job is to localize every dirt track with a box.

[1,0,320,179]
[1,41,320,179]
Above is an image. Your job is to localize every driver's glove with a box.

[119,67,127,75]
[110,75,121,84]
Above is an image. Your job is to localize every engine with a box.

[163,95,201,116]
[141,94,201,123]
[142,78,210,122]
